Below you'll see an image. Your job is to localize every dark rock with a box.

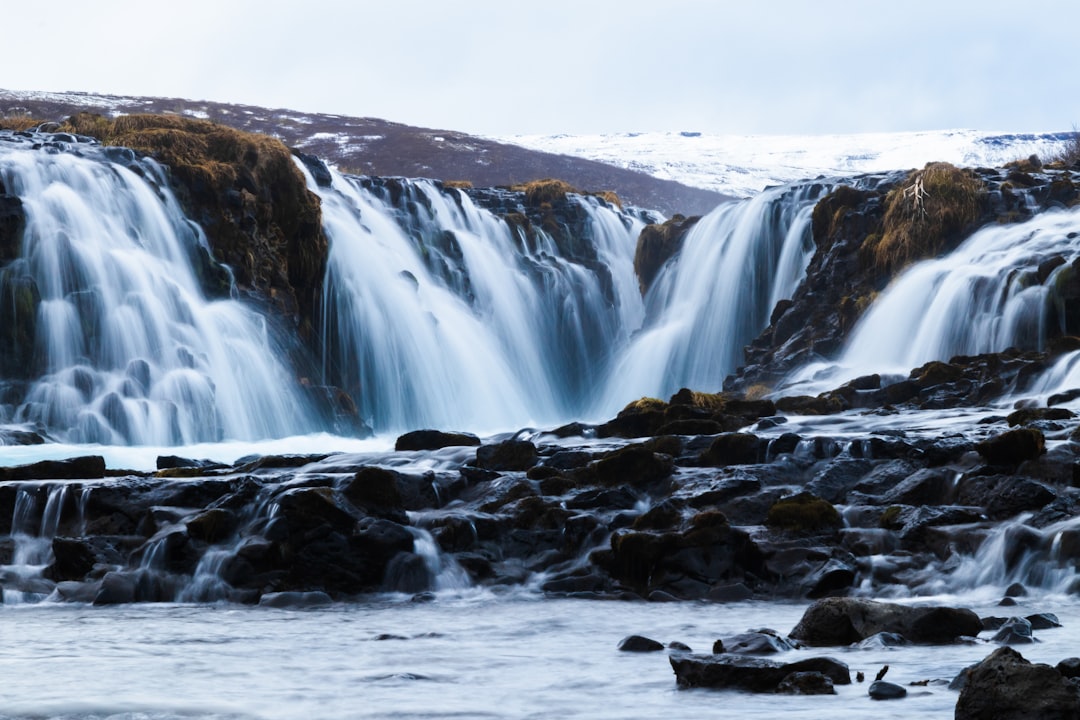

[43,537,98,581]
[777,671,836,695]
[341,467,410,522]
[955,647,1080,720]
[805,459,872,504]
[790,597,982,646]
[766,493,842,534]
[718,631,796,655]
[383,552,430,593]
[868,680,907,700]
[618,635,666,652]
[1005,581,1029,597]
[0,455,106,481]
[975,428,1046,465]
[1057,657,1080,679]
[855,632,909,649]
[804,558,857,598]
[670,653,850,692]
[185,508,237,543]
[93,571,137,605]
[475,440,539,472]
[1027,613,1062,630]
[394,430,481,451]
[574,445,674,490]
[992,617,1036,644]
[699,433,763,466]
[1007,407,1076,426]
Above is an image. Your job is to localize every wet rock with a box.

[855,632,909,649]
[805,459,872,503]
[789,597,982,646]
[185,508,238,544]
[1027,613,1062,630]
[0,455,106,481]
[868,680,907,700]
[1005,581,1029,597]
[766,493,842,534]
[1007,407,1076,426]
[956,474,1056,519]
[879,467,955,506]
[992,617,1036,644]
[955,647,1080,720]
[343,466,403,508]
[717,630,796,655]
[699,433,763,466]
[975,428,1046,465]
[474,439,539,472]
[1057,657,1080,679]
[275,487,357,538]
[574,445,673,490]
[803,558,857,598]
[93,571,137,605]
[598,519,768,599]
[618,635,665,652]
[394,430,481,451]
[383,552,431,593]
[670,653,850,692]
[777,671,836,695]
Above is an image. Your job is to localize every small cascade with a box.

[408,526,470,591]
[2,483,83,603]
[306,167,646,432]
[594,182,829,412]
[787,204,1080,393]
[0,132,319,444]
[926,515,1080,596]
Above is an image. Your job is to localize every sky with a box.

[5,0,1080,137]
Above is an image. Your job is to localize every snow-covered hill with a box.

[498,129,1076,198]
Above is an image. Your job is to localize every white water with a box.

[1,594,1078,720]
[786,205,1080,394]
[0,138,317,444]
[308,167,646,433]
[595,183,825,411]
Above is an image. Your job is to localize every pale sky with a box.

[5,0,1079,136]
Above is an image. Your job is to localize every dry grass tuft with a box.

[867,162,984,274]
[0,115,45,132]
[512,178,578,206]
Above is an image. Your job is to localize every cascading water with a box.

[786,204,1080,394]
[593,182,829,412]
[305,166,647,433]
[0,133,318,444]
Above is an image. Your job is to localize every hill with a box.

[0,89,728,216]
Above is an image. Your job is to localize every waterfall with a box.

[0,134,318,444]
[787,204,1080,393]
[305,167,646,433]
[593,183,826,413]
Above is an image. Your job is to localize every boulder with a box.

[868,680,907,700]
[955,647,1080,720]
[789,597,982,646]
[670,653,850,692]
[474,439,539,472]
[975,428,1046,465]
[394,430,481,451]
[699,433,763,466]
[618,635,666,652]
[574,445,674,490]
[0,455,106,481]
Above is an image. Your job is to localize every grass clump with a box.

[0,115,44,132]
[512,178,577,206]
[867,162,984,275]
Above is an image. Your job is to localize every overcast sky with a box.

[5,0,1079,136]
